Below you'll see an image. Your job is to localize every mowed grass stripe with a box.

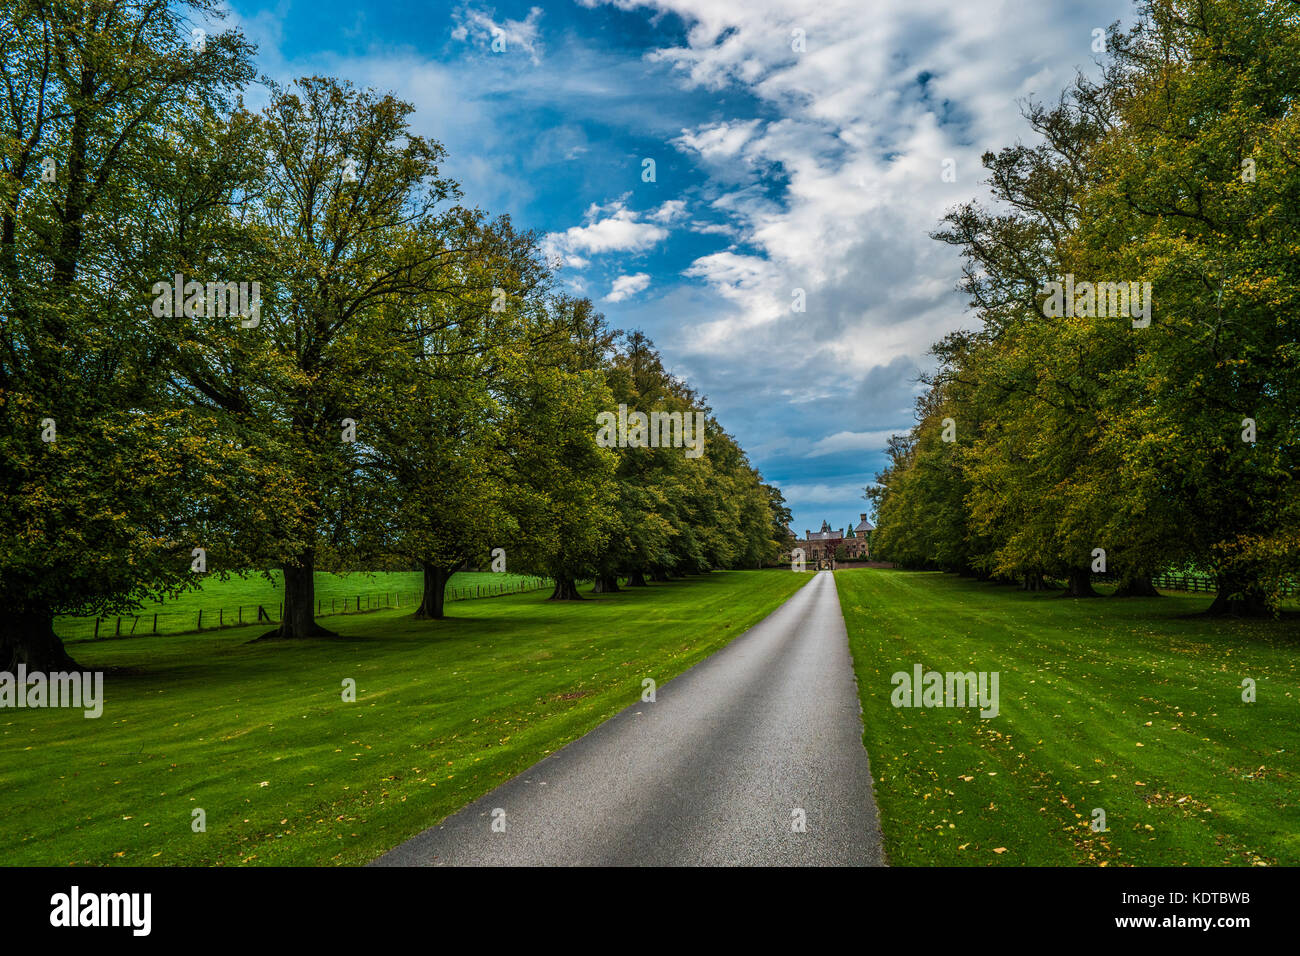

[836,568,1299,867]
[1,570,806,866]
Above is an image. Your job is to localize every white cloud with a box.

[451,5,545,65]
[672,119,762,162]
[805,429,899,458]
[688,220,740,237]
[604,272,652,303]
[777,481,873,505]
[578,0,1131,532]
[541,199,670,269]
[648,199,688,223]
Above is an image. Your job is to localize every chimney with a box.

[860,513,867,521]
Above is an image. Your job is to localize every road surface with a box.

[372,570,885,866]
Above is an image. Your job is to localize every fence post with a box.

[94,618,100,639]
[152,613,157,635]
[197,609,202,630]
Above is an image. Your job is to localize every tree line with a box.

[0,0,792,670]
[869,0,1299,615]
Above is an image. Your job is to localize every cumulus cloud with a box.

[540,198,671,268]
[605,272,653,302]
[582,0,1128,375]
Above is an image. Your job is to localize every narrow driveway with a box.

[373,570,885,866]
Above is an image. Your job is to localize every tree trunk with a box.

[649,568,670,583]
[626,570,648,587]
[1063,568,1100,597]
[261,553,336,639]
[1205,577,1273,617]
[413,564,452,620]
[549,578,584,601]
[1020,573,1050,591]
[591,574,621,593]
[1113,575,1160,597]
[0,605,81,671]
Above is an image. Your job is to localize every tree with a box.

[503,296,617,601]
[0,0,254,668]
[360,212,549,619]
[168,76,468,637]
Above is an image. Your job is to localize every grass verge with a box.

[835,568,1299,866]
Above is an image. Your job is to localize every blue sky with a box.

[216,0,1134,538]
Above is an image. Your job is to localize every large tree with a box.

[0,0,254,668]
[359,212,551,619]
[168,76,470,637]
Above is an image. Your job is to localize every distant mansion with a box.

[791,515,875,567]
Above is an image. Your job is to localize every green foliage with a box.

[870,0,1300,612]
[0,0,257,666]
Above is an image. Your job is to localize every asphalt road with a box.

[372,570,886,866]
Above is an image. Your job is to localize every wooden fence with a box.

[1095,570,1297,596]
[67,576,551,643]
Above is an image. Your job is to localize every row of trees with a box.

[0,0,790,669]
[869,0,1299,615]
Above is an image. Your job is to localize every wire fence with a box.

[62,575,552,643]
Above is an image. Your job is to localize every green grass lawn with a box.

[3,569,805,866]
[835,568,1300,867]
[56,570,549,641]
